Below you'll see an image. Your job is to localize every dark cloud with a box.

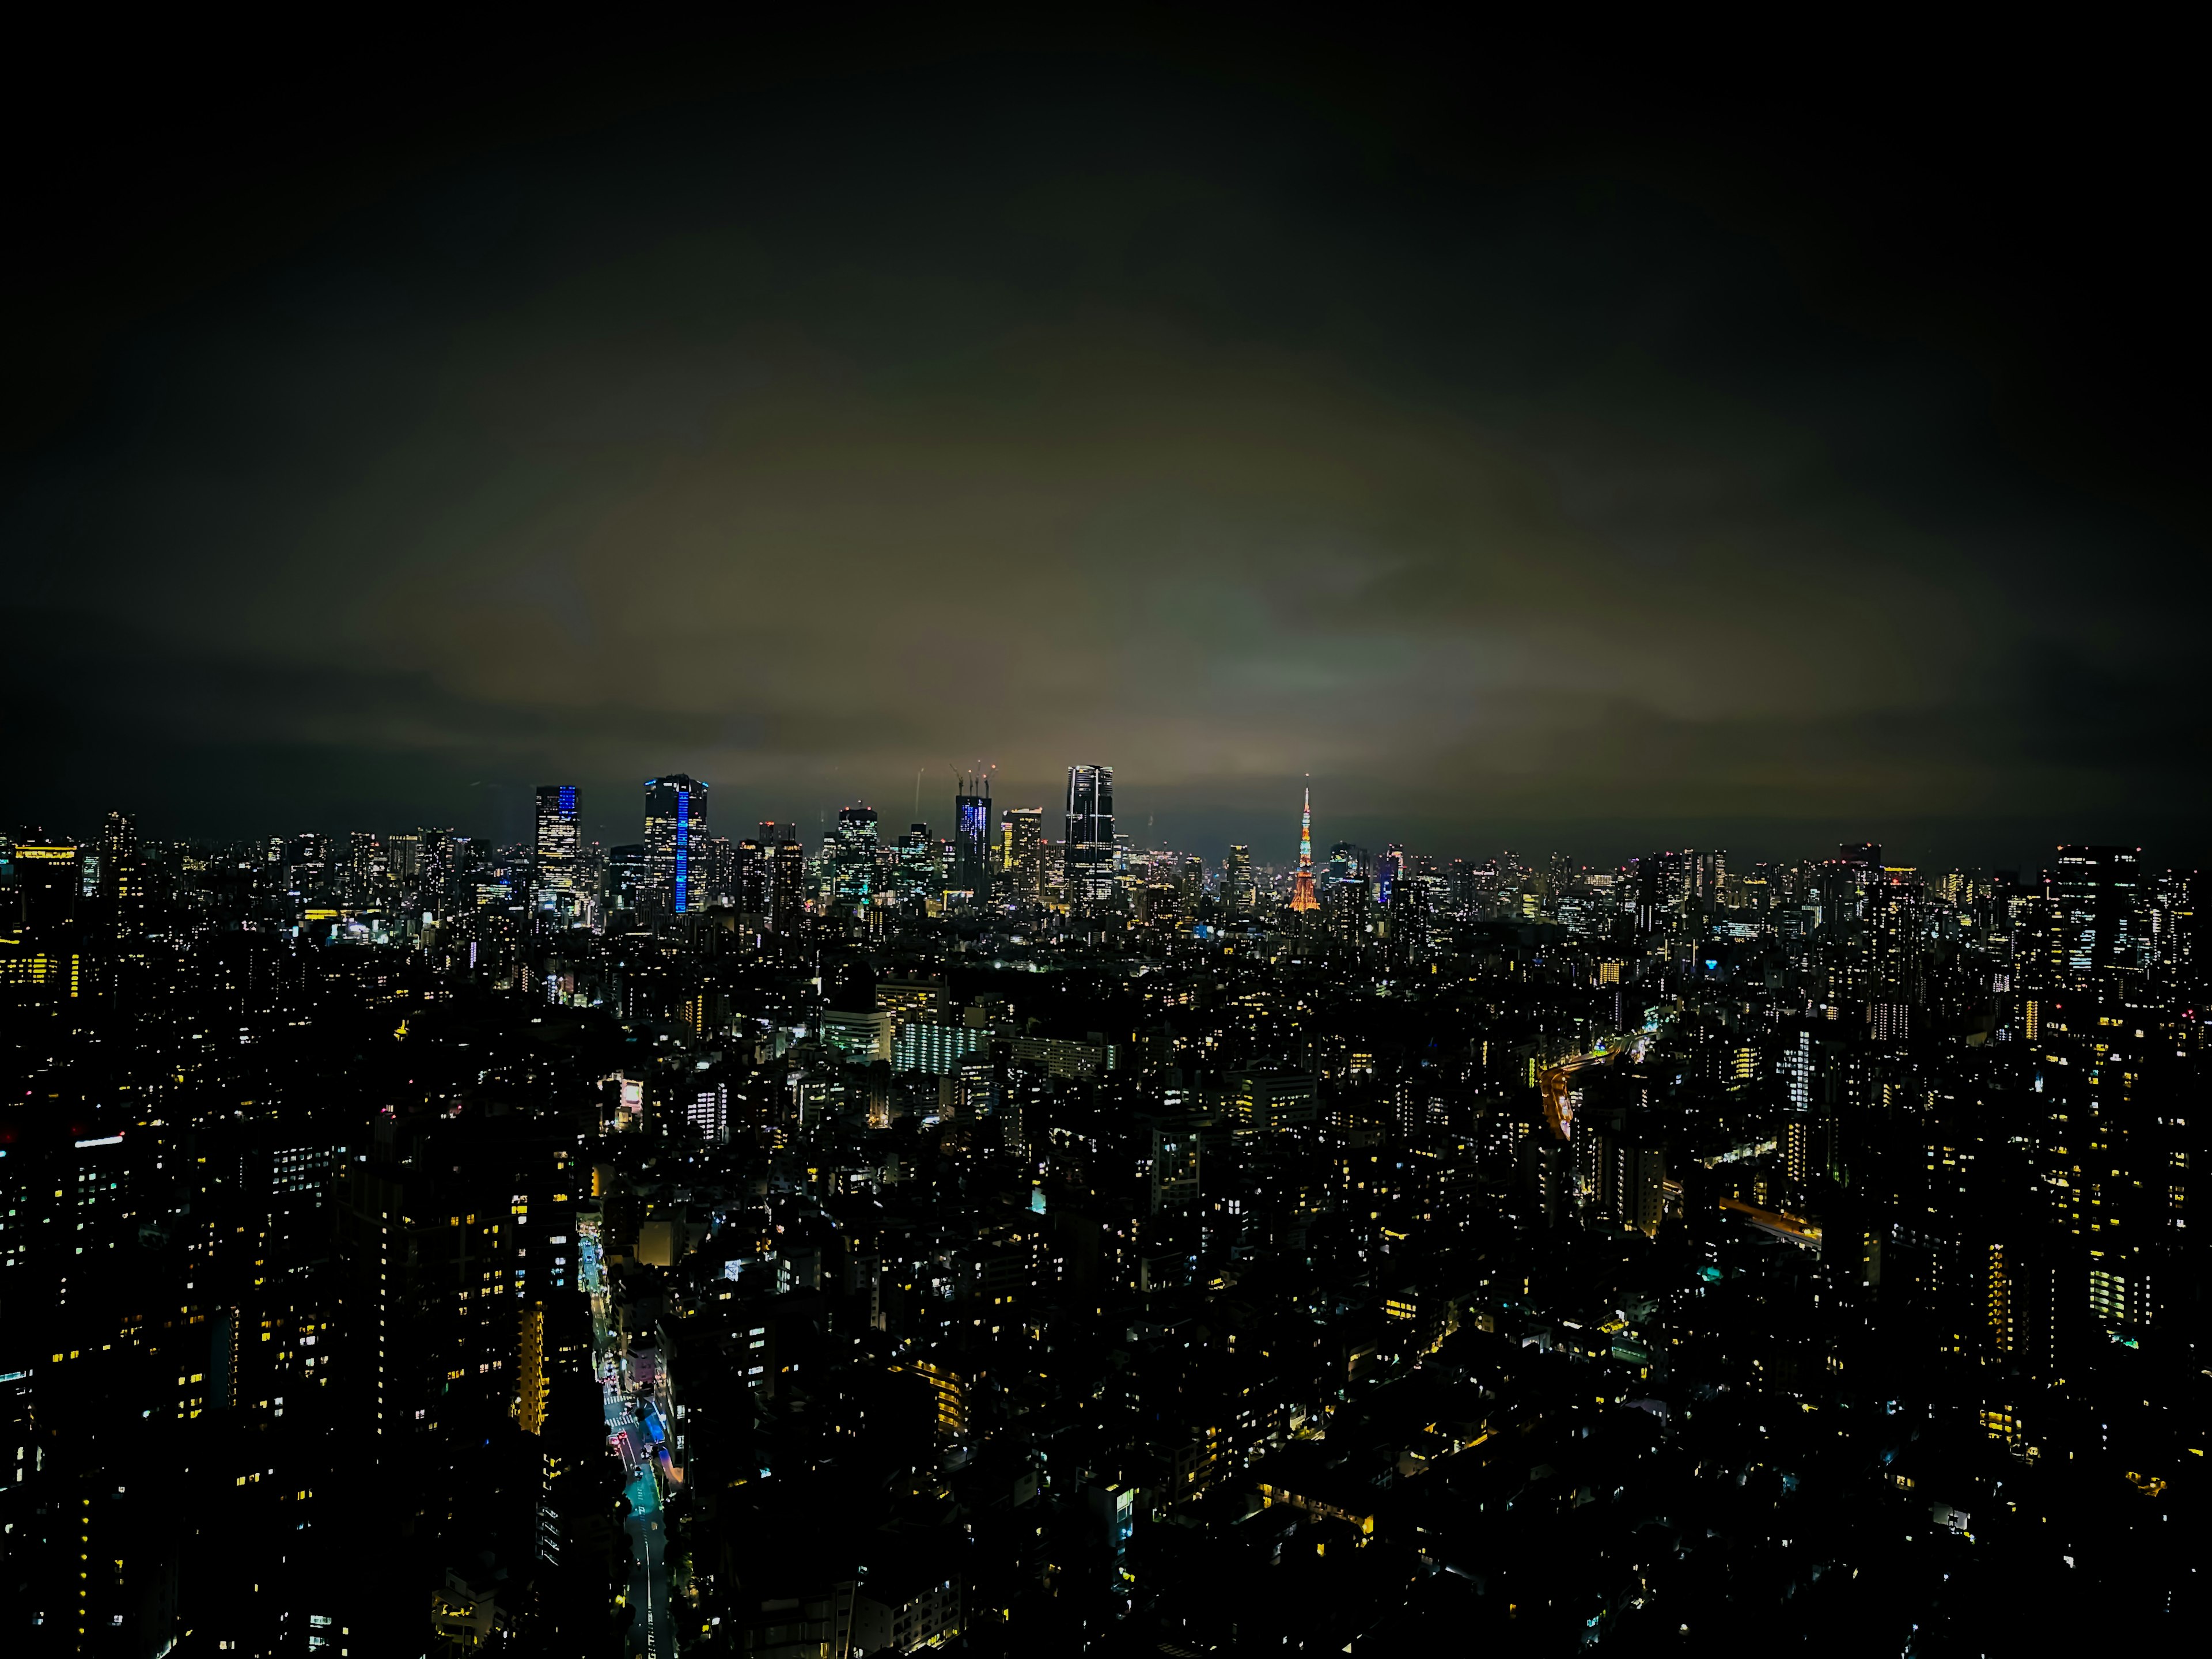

[1,19,2202,866]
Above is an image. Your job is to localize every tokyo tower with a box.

[1290,786,1320,912]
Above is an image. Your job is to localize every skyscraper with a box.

[535,785,579,914]
[1005,808,1044,901]
[1063,766,1115,909]
[385,831,422,891]
[736,839,767,917]
[1221,843,1252,916]
[2050,845,2142,987]
[1377,842,1406,908]
[97,810,141,938]
[1289,789,1319,913]
[895,823,935,909]
[346,831,386,905]
[772,838,806,934]
[643,776,708,914]
[831,805,880,908]
[953,775,994,902]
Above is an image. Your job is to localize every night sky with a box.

[4,20,2200,870]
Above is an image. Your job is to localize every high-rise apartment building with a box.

[346,831,386,904]
[698,834,736,911]
[1221,844,1252,916]
[97,810,141,939]
[772,839,807,933]
[736,839,768,917]
[1063,766,1115,909]
[96,810,138,901]
[643,775,708,914]
[1003,807,1044,902]
[385,831,422,890]
[1865,873,1929,1041]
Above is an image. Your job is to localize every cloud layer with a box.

[3,30,2201,866]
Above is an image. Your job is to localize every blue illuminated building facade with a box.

[643,775,709,914]
[953,774,993,903]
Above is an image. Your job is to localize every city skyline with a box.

[7,766,2169,892]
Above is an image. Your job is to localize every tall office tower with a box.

[1289,790,1319,912]
[385,831,422,891]
[643,775,709,914]
[1222,843,1252,915]
[1683,847,1727,912]
[1324,841,1355,890]
[534,785,580,913]
[2146,869,2196,997]
[699,834,737,910]
[346,831,385,903]
[893,823,934,908]
[1005,807,1044,900]
[1064,765,1116,908]
[2050,845,2143,988]
[772,839,806,933]
[953,775,994,902]
[736,839,768,916]
[1631,850,1685,935]
[1377,842,1408,907]
[607,843,651,914]
[1547,850,1578,906]
[831,805,880,907]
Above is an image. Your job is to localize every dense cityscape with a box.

[2,771,2198,1653]
[4,9,2202,1654]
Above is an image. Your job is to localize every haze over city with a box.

[4,20,2200,870]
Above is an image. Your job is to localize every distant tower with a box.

[954,773,994,902]
[1222,843,1252,916]
[831,805,880,907]
[1064,765,1116,909]
[1005,807,1044,900]
[1290,789,1320,913]
[771,838,806,934]
[643,775,708,914]
[535,785,579,914]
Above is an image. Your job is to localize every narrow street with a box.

[579,1217,677,1657]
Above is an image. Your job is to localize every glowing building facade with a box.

[643,775,707,914]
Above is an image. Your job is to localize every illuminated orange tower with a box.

[1290,787,1319,912]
